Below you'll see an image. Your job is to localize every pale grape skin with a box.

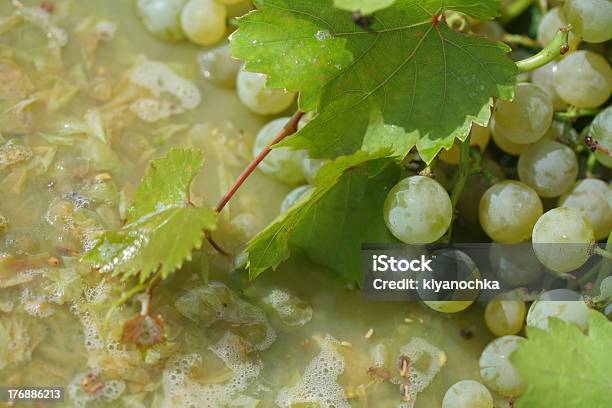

[383,176,452,244]
[181,0,227,46]
[531,62,568,111]
[491,119,529,156]
[601,276,612,298]
[492,83,554,144]
[518,139,578,198]
[537,7,580,51]
[253,118,306,185]
[526,289,590,331]
[479,181,543,244]
[544,120,577,142]
[564,0,612,43]
[439,124,490,165]
[553,50,612,108]
[197,43,242,87]
[280,185,311,213]
[471,20,505,41]
[532,207,595,274]
[136,0,186,42]
[485,295,526,336]
[558,178,612,240]
[236,70,296,115]
[442,380,493,408]
[489,243,545,286]
[590,106,612,168]
[301,157,326,184]
[479,336,526,397]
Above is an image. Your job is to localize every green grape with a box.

[181,0,227,46]
[518,139,578,197]
[479,336,526,397]
[442,380,493,408]
[479,181,543,243]
[197,43,242,87]
[236,70,296,115]
[564,0,612,43]
[526,289,590,331]
[383,176,452,244]
[253,118,306,184]
[543,120,577,141]
[136,0,186,42]
[553,50,612,108]
[471,20,505,41]
[537,7,580,51]
[439,123,490,165]
[301,158,326,184]
[491,119,529,155]
[600,276,612,298]
[558,178,612,240]
[485,295,526,336]
[589,106,612,168]
[531,62,568,111]
[489,243,545,286]
[492,83,554,144]
[280,185,311,213]
[532,208,594,274]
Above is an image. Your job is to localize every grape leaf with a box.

[511,311,612,408]
[82,149,216,282]
[231,0,516,162]
[333,0,396,14]
[247,150,400,283]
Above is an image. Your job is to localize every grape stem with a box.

[593,246,612,260]
[206,110,305,254]
[555,107,600,121]
[503,34,541,50]
[441,135,472,242]
[515,27,570,73]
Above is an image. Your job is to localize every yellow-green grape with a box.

[532,207,594,274]
[526,289,590,331]
[531,62,568,111]
[564,0,612,43]
[600,276,612,298]
[439,124,490,165]
[492,83,554,144]
[479,336,526,397]
[197,43,242,87]
[136,0,186,42]
[442,380,493,408]
[471,20,505,41]
[280,185,311,213]
[236,70,296,115]
[180,0,227,46]
[491,120,529,155]
[485,295,526,336]
[479,181,543,243]
[590,106,612,168]
[553,50,612,108]
[383,176,452,244]
[537,7,581,51]
[253,118,306,185]
[424,300,474,313]
[543,120,577,141]
[301,158,326,184]
[559,179,612,240]
[518,139,578,197]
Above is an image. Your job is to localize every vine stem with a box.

[555,107,600,121]
[515,27,569,73]
[441,136,472,242]
[594,246,612,260]
[206,110,305,253]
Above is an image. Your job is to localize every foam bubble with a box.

[397,337,444,408]
[262,289,313,327]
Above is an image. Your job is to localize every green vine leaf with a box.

[333,0,396,15]
[82,149,216,283]
[247,150,400,283]
[231,0,516,162]
[511,311,612,408]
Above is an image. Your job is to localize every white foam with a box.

[263,289,313,327]
[396,337,444,408]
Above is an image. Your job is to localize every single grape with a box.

[600,276,612,298]
[564,0,612,43]
[531,62,568,111]
[253,118,306,184]
[479,181,543,243]
[439,124,490,165]
[532,207,594,274]
[479,336,525,397]
[442,380,493,408]
[553,50,612,108]
[383,176,452,244]
[537,7,580,51]
[589,106,612,168]
[181,0,227,46]
[518,139,578,197]
[491,120,529,156]
[558,178,612,240]
[236,70,296,115]
[197,43,242,87]
[543,120,577,141]
[471,20,505,41]
[301,157,326,184]
[526,289,590,331]
[136,0,186,42]
[489,243,545,286]
[280,185,311,213]
[492,83,554,144]
[485,295,526,336]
